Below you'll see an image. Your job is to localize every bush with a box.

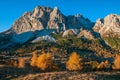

[66,52,83,71]
[97,60,109,70]
[37,53,52,71]
[52,63,60,71]
[30,51,38,67]
[91,61,99,70]
[13,60,18,67]
[18,58,25,68]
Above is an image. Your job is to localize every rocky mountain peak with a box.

[4,6,93,35]
[32,6,52,18]
[47,6,66,31]
[93,14,120,37]
[10,6,66,34]
[53,7,58,12]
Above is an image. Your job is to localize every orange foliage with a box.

[37,53,52,70]
[30,51,38,67]
[97,60,109,69]
[66,52,82,71]
[112,54,120,70]
[18,58,25,68]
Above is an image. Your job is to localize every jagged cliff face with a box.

[47,7,66,31]
[11,6,66,34]
[11,6,53,34]
[77,29,94,40]
[93,14,120,38]
[10,6,93,34]
[66,14,94,30]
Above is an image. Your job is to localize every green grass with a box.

[104,37,120,50]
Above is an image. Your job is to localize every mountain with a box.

[93,14,120,38]
[1,6,120,51]
[0,6,95,49]
[5,6,93,35]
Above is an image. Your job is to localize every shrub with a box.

[97,60,109,70]
[91,61,99,70]
[37,53,52,71]
[112,54,120,70]
[18,58,25,68]
[30,51,38,67]
[52,63,60,71]
[13,60,18,67]
[66,52,82,71]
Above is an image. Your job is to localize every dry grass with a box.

[0,64,120,80]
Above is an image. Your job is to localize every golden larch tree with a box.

[112,54,120,70]
[30,51,38,67]
[66,52,82,71]
[37,53,52,70]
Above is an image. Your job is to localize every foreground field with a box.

[15,71,120,80]
[0,65,120,80]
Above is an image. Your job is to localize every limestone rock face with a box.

[11,6,53,34]
[93,14,120,37]
[62,29,79,37]
[9,6,93,34]
[66,14,94,30]
[77,29,94,40]
[47,7,66,31]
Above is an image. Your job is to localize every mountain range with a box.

[0,6,120,50]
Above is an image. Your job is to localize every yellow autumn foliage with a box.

[97,60,109,69]
[37,53,52,70]
[30,51,38,67]
[66,52,82,71]
[112,54,120,70]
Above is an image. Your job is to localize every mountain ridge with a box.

[3,6,94,35]
[93,14,120,38]
[1,6,120,50]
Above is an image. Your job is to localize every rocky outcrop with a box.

[66,14,94,30]
[93,14,120,38]
[47,7,66,31]
[32,35,56,43]
[77,29,94,40]
[62,29,79,37]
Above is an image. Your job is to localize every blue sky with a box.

[0,0,120,32]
